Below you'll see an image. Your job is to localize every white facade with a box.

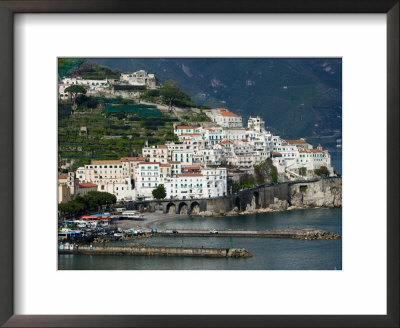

[142,145,169,163]
[165,167,227,200]
[204,108,243,128]
[120,70,157,89]
[76,160,135,201]
[135,162,162,199]
[247,116,265,133]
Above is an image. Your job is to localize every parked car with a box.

[151,228,158,233]
[172,229,179,234]
[209,229,218,234]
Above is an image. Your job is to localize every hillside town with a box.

[58,69,335,203]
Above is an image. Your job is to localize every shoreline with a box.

[120,205,340,230]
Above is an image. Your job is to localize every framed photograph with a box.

[1,1,398,327]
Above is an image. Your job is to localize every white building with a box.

[135,162,162,199]
[76,160,135,201]
[204,108,243,128]
[247,116,266,133]
[120,70,157,89]
[164,167,227,200]
[142,145,169,163]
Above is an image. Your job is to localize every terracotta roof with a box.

[285,139,307,144]
[120,157,145,162]
[220,111,239,117]
[79,183,98,188]
[219,140,233,145]
[178,174,203,177]
[310,149,323,153]
[58,174,68,180]
[184,166,201,171]
[217,108,227,112]
[139,162,160,165]
[177,126,195,129]
[91,160,121,165]
[160,163,171,167]
[271,152,282,156]
[157,145,167,149]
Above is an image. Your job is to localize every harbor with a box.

[59,207,342,270]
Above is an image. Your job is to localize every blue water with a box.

[58,208,342,270]
[330,152,342,175]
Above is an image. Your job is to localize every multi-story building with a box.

[204,108,243,128]
[135,162,161,199]
[75,160,135,201]
[120,70,157,89]
[164,167,227,200]
[247,116,266,133]
[174,125,202,136]
[142,145,168,163]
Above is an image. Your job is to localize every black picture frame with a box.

[0,1,398,327]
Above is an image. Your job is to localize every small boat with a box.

[120,210,145,220]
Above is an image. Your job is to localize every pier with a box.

[156,229,341,240]
[59,245,253,258]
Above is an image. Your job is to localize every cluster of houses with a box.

[58,69,158,101]
[58,107,335,203]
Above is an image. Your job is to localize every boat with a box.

[120,210,145,220]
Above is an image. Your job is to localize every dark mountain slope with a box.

[91,58,342,149]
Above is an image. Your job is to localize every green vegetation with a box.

[58,191,117,217]
[314,166,329,178]
[58,100,180,167]
[300,185,308,193]
[229,159,278,192]
[104,104,161,117]
[96,97,134,104]
[152,184,167,200]
[58,62,214,169]
[160,80,196,108]
[299,167,307,176]
[58,58,120,79]
[65,85,87,103]
[141,80,199,109]
[94,58,342,149]
[254,158,278,184]
[58,58,86,78]
[76,95,99,110]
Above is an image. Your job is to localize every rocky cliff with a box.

[196,178,342,217]
[289,178,342,208]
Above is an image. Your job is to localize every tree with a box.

[160,80,196,110]
[75,95,99,109]
[253,158,278,184]
[65,85,87,104]
[152,184,166,200]
[314,166,329,178]
[299,167,307,176]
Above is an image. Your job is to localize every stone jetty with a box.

[59,245,253,258]
[157,229,341,240]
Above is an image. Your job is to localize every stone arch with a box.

[190,202,200,215]
[166,203,176,214]
[253,191,260,209]
[178,202,188,215]
[235,197,242,211]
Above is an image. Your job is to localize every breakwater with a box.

[157,229,341,240]
[59,245,253,258]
